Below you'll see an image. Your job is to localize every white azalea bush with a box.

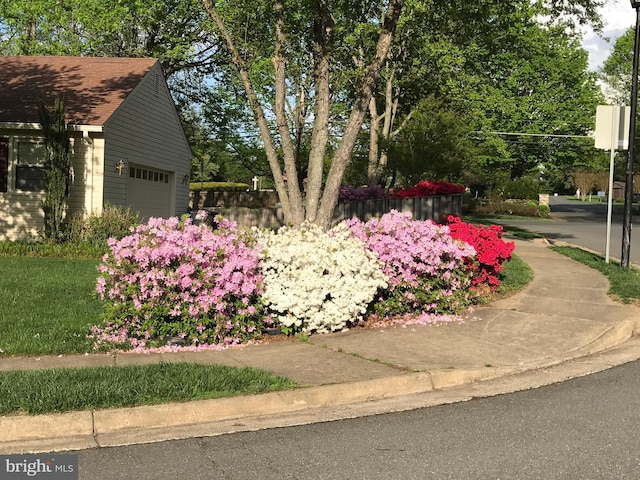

[257,222,388,334]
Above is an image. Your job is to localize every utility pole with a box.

[622,1,640,268]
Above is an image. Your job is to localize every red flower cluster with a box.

[446,216,515,289]
[392,180,465,198]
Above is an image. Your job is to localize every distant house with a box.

[0,56,192,241]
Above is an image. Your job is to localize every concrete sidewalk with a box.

[2,237,640,453]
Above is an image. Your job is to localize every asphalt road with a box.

[69,359,640,480]
[490,195,640,265]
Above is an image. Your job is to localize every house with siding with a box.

[0,56,192,241]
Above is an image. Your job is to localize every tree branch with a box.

[201,0,294,222]
[273,0,304,223]
[317,0,405,227]
[305,0,334,222]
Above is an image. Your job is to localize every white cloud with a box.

[582,0,636,71]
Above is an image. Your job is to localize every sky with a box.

[582,0,637,71]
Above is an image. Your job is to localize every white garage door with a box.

[127,165,172,219]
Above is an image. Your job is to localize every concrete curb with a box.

[2,317,639,454]
[0,334,633,455]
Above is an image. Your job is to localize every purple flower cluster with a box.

[91,215,267,350]
[345,210,478,316]
[338,185,387,203]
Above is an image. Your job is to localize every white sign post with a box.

[595,105,631,263]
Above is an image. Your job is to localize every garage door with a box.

[127,164,172,220]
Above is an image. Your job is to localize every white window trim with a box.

[11,136,47,193]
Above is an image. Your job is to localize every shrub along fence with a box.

[190,192,463,230]
[191,190,279,209]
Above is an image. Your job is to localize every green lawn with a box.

[0,256,101,356]
[0,256,299,416]
[495,254,532,297]
[0,362,298,415]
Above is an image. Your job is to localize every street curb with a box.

[0,367,515,453]
[2,324,639,454]
[2,317,640,454]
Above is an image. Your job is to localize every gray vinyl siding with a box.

[103,63,191,216]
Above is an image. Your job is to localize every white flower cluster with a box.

[257,222,388,333]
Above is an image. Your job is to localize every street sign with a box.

[595,105,631,150]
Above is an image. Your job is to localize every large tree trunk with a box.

[316,0,405,228]
[273,0,305,225]
[305,0,334,223]
[203,0,404,229]
[202,0,295,223]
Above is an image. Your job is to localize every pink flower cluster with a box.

[92,215,267,350]
[446,216,515,289]
[345,210,477,317]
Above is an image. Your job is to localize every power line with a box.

[475,130,593,139]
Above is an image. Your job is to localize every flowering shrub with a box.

[92,215,267,350]
[339,185,387,203]
[446,216,515,289]
[392,180,465,198]
[345,210,477,317]
[257,222,388,334]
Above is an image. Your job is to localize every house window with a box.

[15,141,47,191]
[0,138,8,193]
[127,165,171,184]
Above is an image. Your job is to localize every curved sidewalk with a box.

[2,237,640,453]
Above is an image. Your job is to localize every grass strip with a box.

[0,256,102,356]
[550,246,640,303]
[496,254,533,296]
[0,362,298,415]
[0,241,105,259]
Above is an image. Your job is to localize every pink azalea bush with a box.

[91,215,267,350]
[344,210,478,317]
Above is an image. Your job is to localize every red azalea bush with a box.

[392,180,465,198]
[445,216,515,289]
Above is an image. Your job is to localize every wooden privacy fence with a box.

[335,195,462,224]
[191,193,462,230]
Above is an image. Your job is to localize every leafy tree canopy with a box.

[600,26,634,106]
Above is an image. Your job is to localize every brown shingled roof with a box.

[0,56,158,125]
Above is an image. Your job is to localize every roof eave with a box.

[0,122,104,133]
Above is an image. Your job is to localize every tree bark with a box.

[305,0,334,223]
[201,0,294,223]
[316,0,405,228]
[273,0,305,224]
[204,0,404,229]
[367,95,381,186]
